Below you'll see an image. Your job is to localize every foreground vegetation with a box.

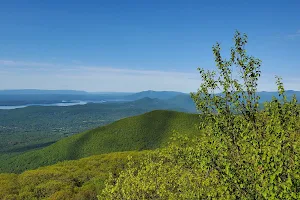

[100,32,300,199]
[0,110,200,173]
[0,151,145,200]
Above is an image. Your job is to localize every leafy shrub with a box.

[0,174,19,199]
[100,31,300,199]
[99,134,227,199]
[0,151,143,200]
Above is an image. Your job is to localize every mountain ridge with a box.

[0,110,200,173]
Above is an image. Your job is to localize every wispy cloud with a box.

[0,59,199,78]
[286,30,300,39]
[0,59,299,92]
[0,59,201,92]
[0,60,59,68]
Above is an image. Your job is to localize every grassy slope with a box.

[0,110,200,173]
[0,151,145,200]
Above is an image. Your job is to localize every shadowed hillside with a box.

[0,110,200,173]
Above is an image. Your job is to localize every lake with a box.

[0,101,90,110]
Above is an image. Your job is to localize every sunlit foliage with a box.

[0,151,144,200]
[100,31,300,199]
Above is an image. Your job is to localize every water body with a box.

[0,101,91,110]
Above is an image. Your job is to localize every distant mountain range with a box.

[124,90,185,100]
[1,89,299,96]
[0,89,299,107]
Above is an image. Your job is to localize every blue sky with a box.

[0,0,299,92]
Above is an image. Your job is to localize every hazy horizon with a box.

[0,88,299,94]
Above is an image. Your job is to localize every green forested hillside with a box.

[0,97,189,153]
[0,151,145,200]
[0,110,200,173]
